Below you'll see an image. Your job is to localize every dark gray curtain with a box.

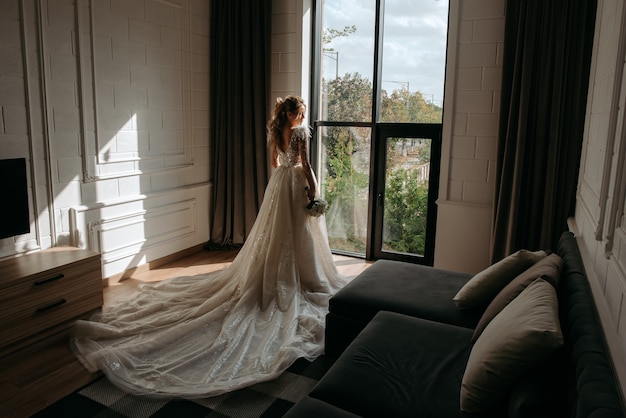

[491,0,597,261]
[206,0,271,249]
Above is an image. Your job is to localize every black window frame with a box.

[308,0,444,265]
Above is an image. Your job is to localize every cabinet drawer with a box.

[0,257,101,304]
[0,288,103,347]
[0,255,103,349]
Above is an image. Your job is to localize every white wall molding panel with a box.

[70,183,209,278]
[1,0,211,277]
[0,0,55,258]
[79,0,194,181]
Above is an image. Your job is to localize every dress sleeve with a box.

[292,126,311,162]
[291,125,311,143]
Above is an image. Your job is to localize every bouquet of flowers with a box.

[306,198,328,217]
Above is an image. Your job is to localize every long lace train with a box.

[70,126,347,398]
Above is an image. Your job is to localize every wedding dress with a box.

[70,126,347,398]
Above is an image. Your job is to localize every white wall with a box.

[434,0,504,273]
[269,0,308,116]
[573,0,626,399]
[0,0,212,278]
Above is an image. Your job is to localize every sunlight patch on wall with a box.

[79,0,193,181]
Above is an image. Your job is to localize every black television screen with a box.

[0,158,31,239]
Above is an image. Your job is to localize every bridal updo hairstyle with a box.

[267,95,306,151]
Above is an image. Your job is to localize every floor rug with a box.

[32,356,334,418]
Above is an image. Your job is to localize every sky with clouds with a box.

[321,0,449,106]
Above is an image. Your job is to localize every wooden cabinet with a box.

[0,247,103,357]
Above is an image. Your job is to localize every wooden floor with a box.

[0,249,370,418]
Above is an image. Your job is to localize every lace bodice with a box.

[277,126,308,168]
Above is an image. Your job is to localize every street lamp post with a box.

[383,80,410,114]
[383,80,409,92]
[323,50,339,79]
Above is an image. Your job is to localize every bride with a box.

[70,95,347,398]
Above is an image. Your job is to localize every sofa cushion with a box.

[453,249,547,309]
[461,278,564,414]
[453,250,547,309]
[471,253,563,341]
[329,259,481,329]
[313,311,477,418]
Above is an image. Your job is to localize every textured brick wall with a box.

[447,0,503,205]
[0,0,212,277]
[270,0,304,110]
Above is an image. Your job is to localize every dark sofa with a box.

[285,232,625,417]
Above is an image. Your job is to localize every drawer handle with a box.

[36,298,67,313]
[34,273,65,286]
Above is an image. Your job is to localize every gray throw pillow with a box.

[460,278,564,414]
[453,249,547,309]
[471,253,562,342]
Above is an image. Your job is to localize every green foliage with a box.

[324,73,373,121]
[383,169,429,255]
[320,55,442,254]
[380,89,442,123]
[322,25,357,50]
[322,73,373,246]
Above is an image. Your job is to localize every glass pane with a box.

[379,0,448,123]
[382,136,432,255]
[319,126,371,255]
[320,0,375,122]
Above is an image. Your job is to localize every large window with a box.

[311,0,448,264]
